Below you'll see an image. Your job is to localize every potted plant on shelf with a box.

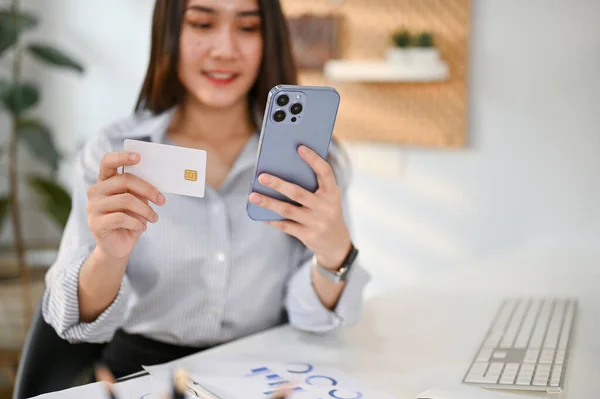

[411,32,440,65]
[386,29,412,64]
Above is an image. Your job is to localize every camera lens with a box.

[273,110,286,122]
[276,95,289,106]
[290,103,303,115]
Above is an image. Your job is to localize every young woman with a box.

[43,0,369,378]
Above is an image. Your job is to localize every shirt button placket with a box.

[207,195,229,334]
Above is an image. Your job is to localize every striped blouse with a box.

[42,108,370,346]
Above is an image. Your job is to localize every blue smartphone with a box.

[247,84,341,221]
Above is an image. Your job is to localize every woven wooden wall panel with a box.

[281,0,470,148]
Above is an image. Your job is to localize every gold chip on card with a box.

[184,169,198,181]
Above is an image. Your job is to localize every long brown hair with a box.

[135,0,298,116]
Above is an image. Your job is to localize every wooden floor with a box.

[0,387,12,399]
[0,371,12,399]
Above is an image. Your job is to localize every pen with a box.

[174,368,223,399]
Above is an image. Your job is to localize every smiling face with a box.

[178,0,264,109]
[136,0,296,115]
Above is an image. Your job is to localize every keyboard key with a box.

[536,364,552,373]
[465,362,493,384]
[555,349,566,365]
[524,349,540,363]
[520,364,535,372]
[492,351,507,359]
[470,362,489,372]
[465,374,489,384]
[516,376,533,385]
[533,378,549,386]
[465,362,504,384]
[486,362,504,379]
[550,365,563,388]
[499,374,517,384]
[539,349,555,364]
[500,299,528,348]
[544,300,565,349]
[477,348,494,362]
[499,366,519,385]
[483,299,516,348]
[534,370,550,383]
[551,365,563,381]
[515,299,541,348]
[530,301,553,349]
[558,301,575,350]
[516,367,534,385]
[534,364,550,386]
[504,362,520,371]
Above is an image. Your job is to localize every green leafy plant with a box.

[415,32,435,48]
[392,29,412,48]
[0,2,84,280]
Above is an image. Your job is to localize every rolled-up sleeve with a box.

[42,133,130,343]
[285,147,371,332]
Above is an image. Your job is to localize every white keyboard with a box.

[463,298,577,393]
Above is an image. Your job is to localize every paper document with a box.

[114,374,171,398]
[29,382,105,399]
[29,375,170,399]
[145,357,396,399]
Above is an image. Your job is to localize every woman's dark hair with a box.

[135,0,298,116]
[136,0,347,177]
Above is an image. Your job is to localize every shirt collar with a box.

[125,107,177,143]
[128,107,259,176]
[229,134,259,177]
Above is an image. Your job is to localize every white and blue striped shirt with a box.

[42,108,370,346]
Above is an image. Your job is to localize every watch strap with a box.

[313,243,359,283]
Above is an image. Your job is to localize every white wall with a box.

[4,1,599,293]
[349,0,600,294]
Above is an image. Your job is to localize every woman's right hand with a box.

[86,151,166,260]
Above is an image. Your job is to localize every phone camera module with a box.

[273,110,286,122]
[276,94,289,107]
[290,103,303,115]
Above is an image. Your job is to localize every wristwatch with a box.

[313,243,359,283]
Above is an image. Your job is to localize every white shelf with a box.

[323,60,450,83]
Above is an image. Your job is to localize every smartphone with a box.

[246,84,341,221]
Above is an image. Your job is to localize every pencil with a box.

[181,371,223,399]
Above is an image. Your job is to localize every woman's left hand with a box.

[248,145,351,271]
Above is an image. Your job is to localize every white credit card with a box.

[123,139,207,198]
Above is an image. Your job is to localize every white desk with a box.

[168,250,600,399]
